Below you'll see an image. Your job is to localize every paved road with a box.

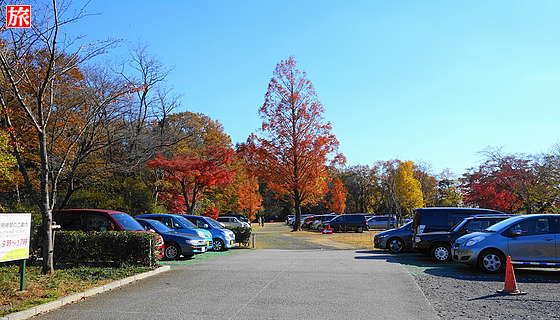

[34,249,438,320]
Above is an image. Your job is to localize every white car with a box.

[216,216,250,228]
[311,215,337,230]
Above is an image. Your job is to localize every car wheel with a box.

[164,243,180,260]
[431,244,451,262]
[387,238,404,254]
[213,239,225,251]
[478,250,505,273]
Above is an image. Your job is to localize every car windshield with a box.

[205,217,225,229]
[485,216,522,232]
[175,216,197,228]
[111,213,144,231]
[143,219,173,233]
[400,222,412,229]
[451,219,468,232]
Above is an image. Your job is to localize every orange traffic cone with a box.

[496,256,527,295]
[322,224,333,234]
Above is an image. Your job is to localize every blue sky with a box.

[65,0,560,176]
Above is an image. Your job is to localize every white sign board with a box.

[0,213,31,262]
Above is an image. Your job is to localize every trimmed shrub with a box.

[54,231,160,267]
[225,226,251,245]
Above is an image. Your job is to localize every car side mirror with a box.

[509,230,522,237]
[204,224,209,229]
[149,229,156,233]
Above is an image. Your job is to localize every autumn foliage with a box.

[327,178,347,214]
[395,161,424,214]
[204,207,220,220]
[147,146,236,213]
[244,57,344,230]
[236,174,263,221]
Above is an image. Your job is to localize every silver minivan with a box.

[367,215,397,229]
[452,214,560,272]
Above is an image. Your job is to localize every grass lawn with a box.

[0,264,154,317]
[291,229,379,249]
[255,222,382,250]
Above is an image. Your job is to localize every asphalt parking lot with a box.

[356,250,560,320]
[32,249,438,320]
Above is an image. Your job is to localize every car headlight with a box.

[377,234,388,239]
[187,239,198,245]
[197,231,207,238]
[466,236,484,247]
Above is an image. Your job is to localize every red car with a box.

[53,209,164,258]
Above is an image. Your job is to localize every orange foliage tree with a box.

[204,207,220,220]
[244,57,344,230]
[327,178,347,214]
[237,174,263,221]
[147,146,236,214]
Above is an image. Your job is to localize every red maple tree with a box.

[147,146,236,213]
[327,178,347,214]
[461,157,530,212]
[204,207,220,220]
[243,57,344,230]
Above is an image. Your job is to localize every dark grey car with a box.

[373,222,413,253]
[452,214,560,272]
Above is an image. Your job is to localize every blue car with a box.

[181,215,236,251]
[136,214,213,250]
[136,218,207,260]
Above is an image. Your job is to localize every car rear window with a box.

[111,213,145,231]
[420,212,446,226]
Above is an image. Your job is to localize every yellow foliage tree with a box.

[395,161,424,216]
[0,131,16,182]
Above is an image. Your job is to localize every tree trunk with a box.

[292,197,301,232]
[39,130,54,274]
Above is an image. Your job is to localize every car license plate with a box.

[201,247,206,252]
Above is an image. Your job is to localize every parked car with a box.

[181,215,236,251]
[136,214,213,250]
[302,215,318,229]
[322,214,369,233]
[216,216,250,228]
[414,215,516,262]
[53,209,165,258]
[286,215,312,227]
[136,218,207,259]
[452,214,560,272]
[286,215,295,225]
[367,215,397,229]
[311,214,337,231]
[220,213,251,226]
[374,222,414,253]
[412,207,504,235]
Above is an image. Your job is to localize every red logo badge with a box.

[6,5,31,28]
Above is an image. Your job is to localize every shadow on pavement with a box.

[355,250,560,283]
[469,293,560,303]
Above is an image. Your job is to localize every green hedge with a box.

[54,231,161,267]
[225,226,251,244]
